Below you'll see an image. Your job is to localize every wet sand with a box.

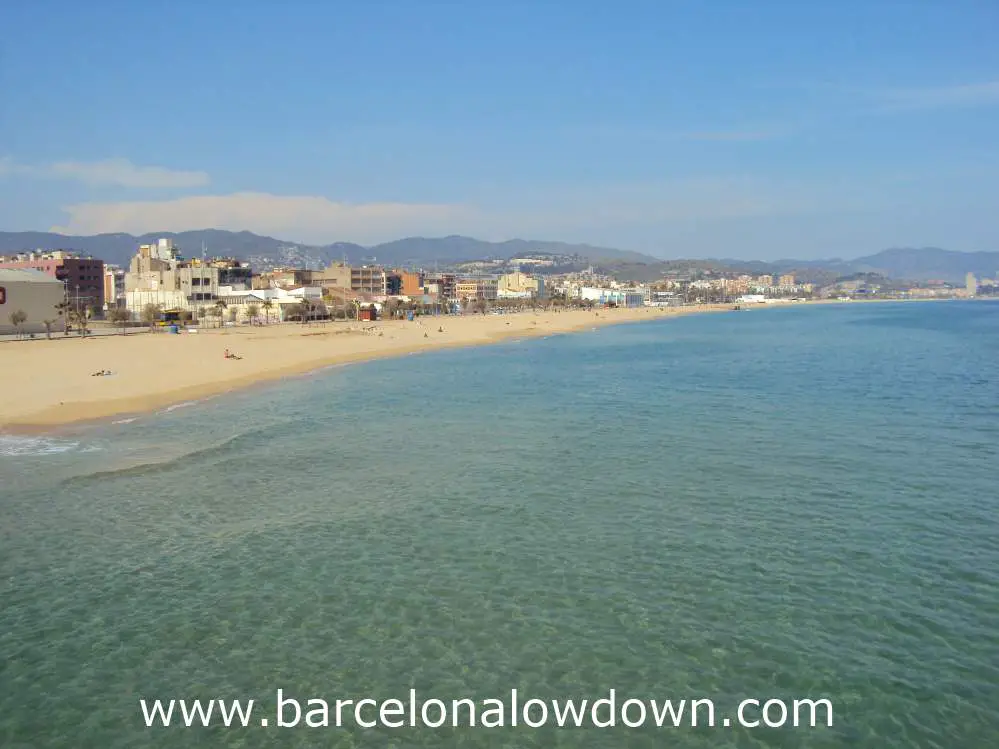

[1,305,735,430]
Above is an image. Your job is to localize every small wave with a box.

[0,434,81,457]
[308,363,350,375]
[160,401,198,414]
[112,417,138,425]
[62,422,279,485]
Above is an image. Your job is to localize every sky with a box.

[0,0,997,260]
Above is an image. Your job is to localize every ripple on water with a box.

[1,302,998,748]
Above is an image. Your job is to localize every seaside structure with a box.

[455,278,499,302]
[210,285,325,323]
[498,272,546,300]
[423,272,457,301]
[398,271,425,297]
[646,290,680,306]
[123,239,251,319]
[577,287,645,307]
[103,265,126,310]
[252,267,314,289]
[0,268,67,335]
[0,250,105,310]
[966,273,977,297]
[313,263,389,295]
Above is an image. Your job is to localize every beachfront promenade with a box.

[0,305,736,430]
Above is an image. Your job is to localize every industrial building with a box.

[0,268,67,335]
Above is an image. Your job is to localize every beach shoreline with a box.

[0,297,971,433]
[1,305,733,432]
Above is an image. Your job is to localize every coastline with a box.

[0,297,970,433]
[0,305,729,432]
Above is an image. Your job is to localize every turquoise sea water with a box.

[2,301,997,748]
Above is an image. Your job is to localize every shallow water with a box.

[2,301,997,748]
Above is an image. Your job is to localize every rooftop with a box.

[0,250,93,262]
[0,268,64,284]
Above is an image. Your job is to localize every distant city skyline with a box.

[1,1,997,260]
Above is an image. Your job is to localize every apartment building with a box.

[398,270,425,296]
[498,271,546,298]
[124,240,251,316]
[423,273,457,300]
[253,267,315,289]
[455,278,499,301]
[103,265,125,309]
[314,263,387,295]
[0,250,105,309]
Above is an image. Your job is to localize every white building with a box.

[213,286,325,323]
[0,268,67,335]
[497,288,534,299]
[577,287,645,307]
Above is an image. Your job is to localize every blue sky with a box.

[1,0,997,259]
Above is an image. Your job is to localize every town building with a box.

[103,265,126,309]
[123,239,251,319]
[313,263,388,295]
[423,273,457,300]
[455,278,499,301]
[0,250,105,310]
[398,271,425,297]
[498,271,546,299]
[253,267,316,289]
[577,287,645,307]
[0,268,67,335]
[966,273,977,297]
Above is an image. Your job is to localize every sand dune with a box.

[0,305,733,429]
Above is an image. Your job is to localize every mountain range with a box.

[0,229,995,283]
[0,230,656,271]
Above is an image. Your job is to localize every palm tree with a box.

[246,303,260,325]
[55,300,71,335]
[67,308,88,337]
[9,309,27,339]
[213,298,228,328]
[261,299,274,325]
[296,299,314,325]
[42,319,56,339]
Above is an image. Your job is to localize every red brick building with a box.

[0,251,105,310]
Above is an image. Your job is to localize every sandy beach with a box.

[1,305,736,430]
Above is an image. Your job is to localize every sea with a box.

[1,300,997,748]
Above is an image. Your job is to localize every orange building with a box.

[398,271,425,296]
